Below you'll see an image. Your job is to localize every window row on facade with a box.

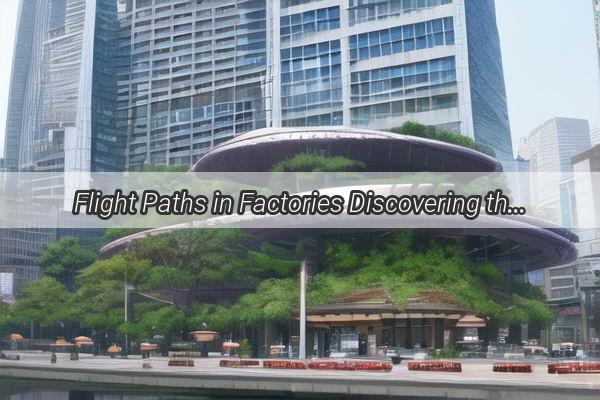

[350,93,458,126]
[349,17,454,62]
[280,6,340,42]
[348,0,453,25]
[350,56,456,103]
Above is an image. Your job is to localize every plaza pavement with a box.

[1,352,600,399]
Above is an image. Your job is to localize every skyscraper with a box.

[4,0,124,174]
[1,0,123,293]
[594,0,600,76]
[528,117,591,224]
[118,0,268,167]
[119,0,513,168]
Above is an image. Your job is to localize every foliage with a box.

[99,228,146,247]
[239,339,252,358]
[74,254,152,331]
[434,345,460,359]
[9,277,76,328]
[191,232,554,329]
[0,301,13,335]
[129,164,189,172]
[270,152,365,172]
[131,230,249,286]
[40,237,97,289]
[120,305,186,339]
[391,121,496,157]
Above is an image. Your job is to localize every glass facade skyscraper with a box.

[5,0,123,174]
[595,0,600,78]
[117,0,512,168]
[528,117,591,218]
[4,0,515,172]
[118,0,268,167]
[271,0,513,160]
[2,0,123,293]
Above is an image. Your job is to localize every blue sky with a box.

[0,0,598,157]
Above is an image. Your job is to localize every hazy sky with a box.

[0,0,598,157]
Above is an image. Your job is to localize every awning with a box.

[455,315,486,328]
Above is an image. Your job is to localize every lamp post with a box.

[299,259,307,359]
[124,283,135,355]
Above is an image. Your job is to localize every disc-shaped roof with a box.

[193,127,502,173]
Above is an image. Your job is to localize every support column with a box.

[299,259,307,359]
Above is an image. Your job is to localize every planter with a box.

[189,331,218,342]
[408,361,462,372]
[308,360,392,372]
[493,363,532,373]
[548,362,600,374]
[263,360,306,369]
[219,359,260,368]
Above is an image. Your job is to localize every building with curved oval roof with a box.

[101,127,578,357]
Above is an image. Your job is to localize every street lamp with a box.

[299,259,307,359]
[124,283,135,356]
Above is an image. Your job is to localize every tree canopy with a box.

[2,229,553,343]
[391,121,496,157]
[187,232,553,331]
[270,152,365,172]
[40,236,97,290]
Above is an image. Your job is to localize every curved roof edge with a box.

[192,127,503,173]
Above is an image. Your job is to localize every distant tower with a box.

[595,0,600,77]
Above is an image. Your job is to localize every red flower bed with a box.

[493,363,532,373]
[219,359,261,368]
[350,361,393,372]
[308,361,340,370]
[548,362,600,374]
[407,361,462,372]
[263,360,307,369]
[308,360,392,372]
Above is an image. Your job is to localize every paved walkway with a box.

[1,352,600,399]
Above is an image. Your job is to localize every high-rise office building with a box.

[528,117,591,221]
[2,0,124,292]
[118,0,268,167]
[119,0,513,168]
[591,127,600,146]
[4,0,124,174]
[594,0,600,76]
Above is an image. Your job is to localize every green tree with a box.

[270,152,365,172]
[391,121,496,157]
[129,164,189,172]
[75,254,152,332]
[192,232,554,330]
[9,277,76,328]
[121,304,186,341]
[0,301,13,336]
[99,228,146,247]
[41,237,97,290]
[131,229,297,289]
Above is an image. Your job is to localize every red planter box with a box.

[308,360,392,372]
[493,363,532,373]
[350,361,393,372]
[219,359,261,368]
[263,360,307,369]
[308,361,340,370]
[168,359,194,367]
[407,361,462,372]
[548,362,600,374]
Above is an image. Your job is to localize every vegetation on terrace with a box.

[391,121,496,157]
